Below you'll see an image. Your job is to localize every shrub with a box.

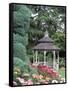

[13,43,29,63]
[37,65,59,79]
[13,33,28,46]
[59,57,65,67]
[31,64,59,80]
[13,57,31,80]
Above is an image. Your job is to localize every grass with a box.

[59,67,65,78]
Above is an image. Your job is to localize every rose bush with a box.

[37,65,59,79]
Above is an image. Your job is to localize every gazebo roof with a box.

[33,31,60,51]
[33,43,60,51]
[38,37,53,43]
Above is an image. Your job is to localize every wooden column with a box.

[53,51,56,70]
[36,50,38,63]
[33,50,34,63]
[56,51,59,71]
[44,51,46,65]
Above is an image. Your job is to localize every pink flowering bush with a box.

[37,65,59,79]
[31,64,59,82]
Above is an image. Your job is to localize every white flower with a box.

[22,81,28,85]
[16,77,25,83]
[60,80,63,83]
[13,81,17,85]
[60,78,65,82]
[19,78,25,83]
[52,80,58,83]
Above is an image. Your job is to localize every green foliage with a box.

[52,32,65,51]
[13,57,24,70]
[13,33,28,46]
[38,53,43,62]
[29,66,38,75]
[59,67,65,78]
[14,28,26,36]
[29,6,65,36]
[13,57,31,80]
[59,58,65,67]
[13,42,29,63]
[13,5,31,28]
[13,4,31,79]
[13,57,30,73]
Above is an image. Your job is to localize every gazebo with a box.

[32,31,60,71]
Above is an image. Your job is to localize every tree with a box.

[13,4,31,75]
[52,31,65,51]
[13,33,28,46]
[52,31,65,57]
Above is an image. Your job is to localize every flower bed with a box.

[13,64,65,86]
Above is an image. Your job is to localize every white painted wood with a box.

[33,51,34,63]
[56,51,59,71]
[44,51,46,65]
[53,51,56,70]
[36,51,38,63]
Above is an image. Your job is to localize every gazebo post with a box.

[35,50,38,63]
[53,51,56,70]
[44,51,46,65]
[56,51,59,71]
[33,50,34,63]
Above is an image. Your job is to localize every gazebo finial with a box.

[44,30,49,38]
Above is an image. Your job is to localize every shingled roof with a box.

[38,37,53,43]
[33,31,60,51]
